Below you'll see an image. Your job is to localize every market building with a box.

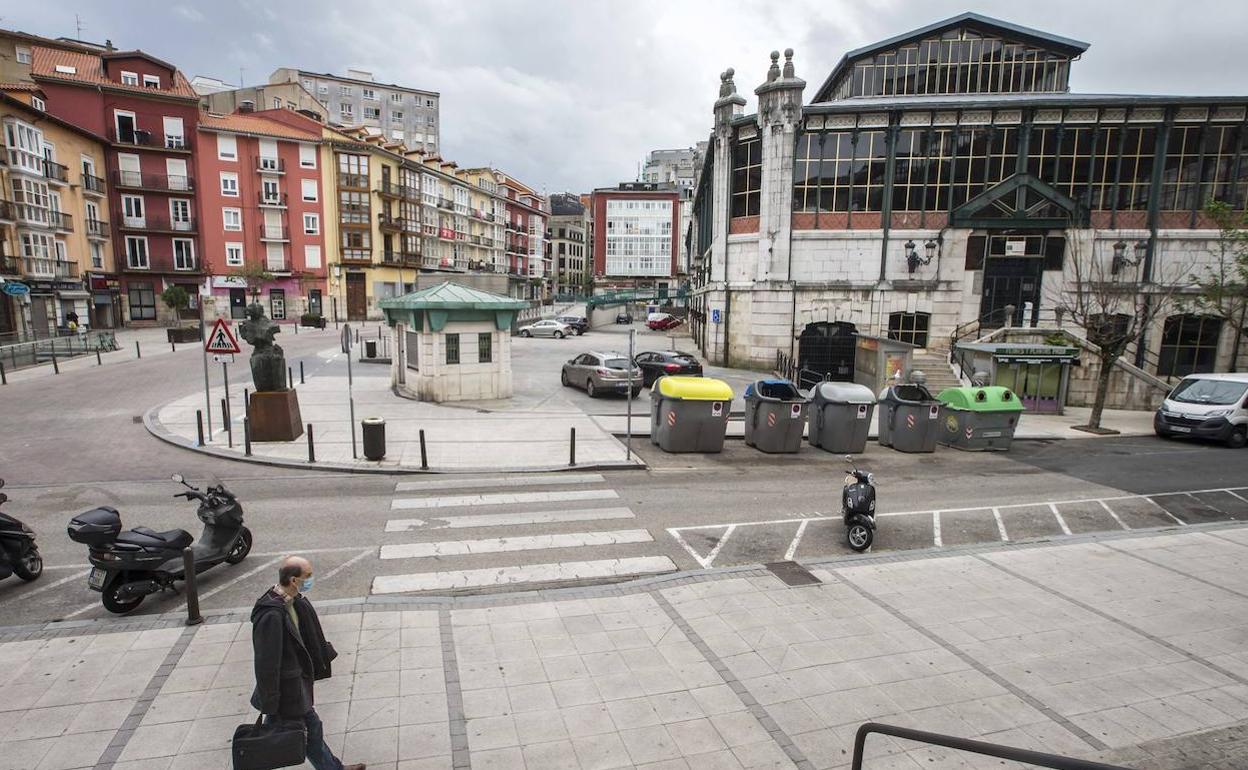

[591,182,680,296]
[689,13,1248,396]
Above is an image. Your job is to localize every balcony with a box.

[258,191,288,208]
[437,197,454,211]
[170,256,200,272]
[377,180,415,199]
[0,250,16,275]
[340,249,373,265]
[402,251,422,267]
[0,200,13,224]
[85,218,109,239]
[113,170,196,193]
[259,224,290,242]
[265,255,292,273]
[337,173,369,190]
[256,157,285,174]
[380,250,403,266]
[109,128,192,152]
[378,212,402,232]
[116,212,197,234]
[50,211,74,231]
[21,258,79,280]
[82,173,106,196]
[43,159,69,185]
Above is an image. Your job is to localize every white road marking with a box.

[379,529,653,560]
[1049,503,1073,536]
[992,507,1008,542]
[391,489,618,510]
[385,507,635,532]
[320,548,375,582]
[1144,496,1187,526]
[784,519,811,561]
[1099,500,1130,530]
[193,556,286,604]
[394,473,605,492]
[0,570,89,605]
[371,555,677,594]
[1227,489,1248,504]
[932,511,942,547]
[703,525,737,569]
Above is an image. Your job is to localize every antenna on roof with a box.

[238,67,245,88]
[75,14,84,40]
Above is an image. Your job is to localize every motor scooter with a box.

[67,474,252,613]
[842,456,877,552]
[0,479,43,583]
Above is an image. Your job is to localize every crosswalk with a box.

[371,473,676,595]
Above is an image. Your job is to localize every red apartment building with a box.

[197,110,326,322]
[495,172,547,299]
[31,46,203,324]
[591,182,680,294]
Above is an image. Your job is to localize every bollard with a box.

[570,427,576,466]
[170,339,176,353]
[135,340,141,359]
[51,344,59,374]
[299,361,305,384]
[182,547,203,626]
[0,361,6,386]
[223,398,233,448]
[288,366,293,390]
[196,409,205,447]
[307,424,316,463]
[294,322,299,335]
[243,417,252,456]
[419,429,428,470]
[96,348,102,366]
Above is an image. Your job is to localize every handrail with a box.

[851,723,1130,770]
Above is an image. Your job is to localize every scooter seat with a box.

[116,527,193,550]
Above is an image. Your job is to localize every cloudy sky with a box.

[7,1,1246,193]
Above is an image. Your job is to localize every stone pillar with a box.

[709,70,745,283]
[753,50,806,283]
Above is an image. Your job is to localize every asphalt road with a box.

[1,322,1245,629]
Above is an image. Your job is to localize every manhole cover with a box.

[764,560,821,586]
[132,416,143,423]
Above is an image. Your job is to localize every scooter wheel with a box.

[13,547,42,582]
[102,583,143,614]
[847,522,874,552]
[226,527,253,565]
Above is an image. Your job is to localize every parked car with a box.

[615,312,634,325]
[1154,372,1248,448]
[647,313,683,331]
[518,319,572,339]
[556,315,589,335]
[561,351,643,398]
[634,351,703,386]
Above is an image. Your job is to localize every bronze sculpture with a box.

[238,303,287,392]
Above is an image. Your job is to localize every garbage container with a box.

[365,339,377,359]
[743,379,808,453]
[877,383,942,453]
[650,376,733,453]
[809,382,877,454]
[936,386,1024,451]
[362,417,386,460]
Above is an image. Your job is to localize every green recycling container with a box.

[936,386,1024,451]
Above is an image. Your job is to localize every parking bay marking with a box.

[391,489,619,510]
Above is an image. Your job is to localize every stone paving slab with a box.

[5,526,1248,768]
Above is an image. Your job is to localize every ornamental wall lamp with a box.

[1111,239,1148,275]
[904,237,941,274]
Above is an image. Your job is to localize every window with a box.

[390,93,402,103]
[340,103,354,120]
[143,74,161,89]
[317,84,328,95]
[303,213,319,234]
[362,88,376,100]
[125,236,149,269]
[304,244,322,269]
[391,111,404,123]
[426,116,435,126]
[445,333,460,364]
[121,71,139,86]
[888,312,931,348]
[220,172,238,197]
[1158,315,1222,377]
[390,129,404,141]
[478,333,492,363]
[731,136,762,217]
[128,281,155,321]
[261,179,279,202]
[298,144,316,169]
[15,46,31,65]
[302,79,313,90]
[90,241,103,269]
[173,238,195,270]
[31,95,44,111]
[273,97,282,110]
[121,194,144,225]
[225,242,244,266]
[302,179,318,201]
[169,198,192,230]
[217,133,237,160]
[223,208,242,231]
[338,85,351,97]
[425,98,434,108]
[363,107,380,120]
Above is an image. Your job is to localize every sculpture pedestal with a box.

[249,390,303,441]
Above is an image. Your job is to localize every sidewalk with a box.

[3,524,1247,769]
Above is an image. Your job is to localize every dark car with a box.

[556,315,589,335]
[634,351,703,386]
[647,313,683,331]
[615,312,634,324]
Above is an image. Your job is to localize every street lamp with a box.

[1111,239,1148,275]
[904,238,938,273]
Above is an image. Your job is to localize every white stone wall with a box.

[391,320,512,402]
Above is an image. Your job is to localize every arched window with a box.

[1158,314,1221,377]
[888,312,931,348]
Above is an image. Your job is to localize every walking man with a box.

[251,555,364,770]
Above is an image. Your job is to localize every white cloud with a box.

[174,6,204,23]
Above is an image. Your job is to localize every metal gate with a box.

[797,321,857,382]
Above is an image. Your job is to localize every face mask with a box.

[299,576,314,593]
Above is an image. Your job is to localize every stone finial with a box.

[767,51,781,83]
[724,67,737,95]
[782,48,795,79]
[718,71,730,98]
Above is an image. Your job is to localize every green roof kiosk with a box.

[380,282,530,402]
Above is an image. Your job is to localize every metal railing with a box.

[0,200,12,222]
[116,212,196,233]
[258,191,287,206]
[851,723,1129,770]
[0,330,120,371]
[258,224,290,241]
[113,170,196,192]
[42,158,69,183]
[82,173,106,194]
[256,157,284,173]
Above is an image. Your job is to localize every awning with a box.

[57,290,91,299]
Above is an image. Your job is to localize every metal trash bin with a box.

[936,386,1024,451]
[650,376,733,453]
[362,417,386,460]
[743,379,808,454]
[877,383,942,453]
[809,382,877,454]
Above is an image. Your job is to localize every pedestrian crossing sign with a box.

[205,318,241,354]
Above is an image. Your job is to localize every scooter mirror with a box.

[0,493,7,505]
[0,478,5,489]
[170,473,184,484]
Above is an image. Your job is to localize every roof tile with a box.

[30,46,198,99]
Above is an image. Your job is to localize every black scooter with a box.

[68,474,253,613]
[0,479,43,583]
[842,456,877,552]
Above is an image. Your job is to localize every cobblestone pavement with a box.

[3,525,1248,769]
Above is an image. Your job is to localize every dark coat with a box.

[250,589,338,717]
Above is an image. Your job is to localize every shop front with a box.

[87,275,122,329]
[953,342,1081,414]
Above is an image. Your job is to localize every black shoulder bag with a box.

[232,715,308,770]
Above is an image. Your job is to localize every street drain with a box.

[132,416,143,423]
[765,560,821,586]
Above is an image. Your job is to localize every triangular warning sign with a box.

[205,318,241,354]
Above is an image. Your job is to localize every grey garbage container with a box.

[809,382,877,454]
[650,376,734,453]
[362,417,386,460]
[743,379,808,454]
[877,383,942,453]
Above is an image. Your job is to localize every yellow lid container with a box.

[655,376,734,401]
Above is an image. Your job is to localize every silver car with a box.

[518,319,572,339]
[562,351,643,398]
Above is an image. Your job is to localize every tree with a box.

[1049,231,1188,433]
[160,285,189,326]
[1186,200,1248,370]
[229,263,275,302]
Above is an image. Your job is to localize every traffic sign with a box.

[711,309,721,324]
[204,318,241,354]
[212,354,235,364]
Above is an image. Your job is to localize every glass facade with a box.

[731,136,761,217]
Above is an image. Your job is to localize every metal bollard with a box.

[419,429,428,470]
[307,424,315,463]
[196,409,205,447]
[223,398,233,448]
[0,361,6,385]
[170,339,176,353]
[182,547,203,626]
[51,344,59,374]
[135,340,141,359]
[570,427,576,466]
[96,348,102,366]
[288,366,293,389]
[243,417,252,456]
[294,322,299,335]
[299,361,305,384]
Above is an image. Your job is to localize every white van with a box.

[1154,372,1248,448]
